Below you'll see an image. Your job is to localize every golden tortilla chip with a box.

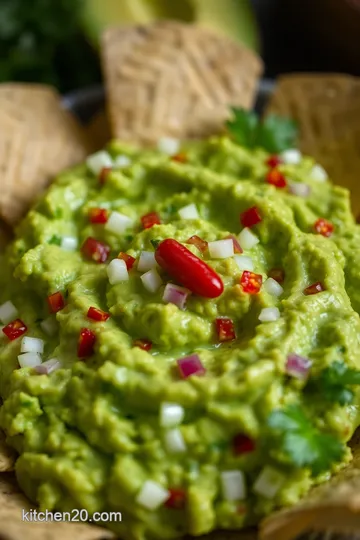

[101,21,263,145]
[87,109,112,152]
[0,84,91,226]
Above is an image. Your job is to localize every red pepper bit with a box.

[266,169,287,189]
[2,319,27,341]
[232,434,256,455]
[87,307,110,322]
[89,208,109,224]
[268,268,285,284]
[81,237,110,263]
[164,488,186,509]
[47,292,65,314]
[266,155,283,168]
[314,218,334,238]
[215,317,236,342]
[240,206,262,228]
[141,212,161,230]
[98,167,112,185]
[186,235,208,254]
[225,234,243,254]
[171,153,187,163]
[133,339,152,351]
[77,328,96,357]
[118,252,136,270]
[240,271,263,294]
[304,282,325,296]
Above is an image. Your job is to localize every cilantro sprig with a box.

[226,108,298,153]
[268,404,344,475]
[307,361,360,406]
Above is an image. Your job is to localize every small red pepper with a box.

[141,212,161,229]
[87,307,110,322]
[133,339,152,351]
[314,218,334,237]
[266,155,283,168]
[171,153,187,163]
[304,282,324,296]
[232,434,255,455]
[266,169,287,189]
[118,252,136,270]
[186,235,208,254]
[89,208,109,224]
[215,318,236,342]
[226,234,243,254]
[78,328,96,357]
[268,268,285,284]
[240,206,262,228]
[2,319,27,341]
[98,167,112,185]
[81,237,110,263]
[240,271,263,294]
[165,488,186,509]
[155,239,224,299]
[47,292,65,314]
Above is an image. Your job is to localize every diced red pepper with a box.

[226,234,243,254]
[141,212,161,229]
[266,169,287,189]
[98,167,112,185]
[215,317,236,342]
[77,328,96,357]
[81,237,110,263]
[165,488,186,509]
[186,235,208,254]
[314,218,334,237]
[133,339,152,351]
[266,155,283,168]
[240,271,263,294]
[240,206,262,228]
[118,252,136,270]
[89,208,109,224]
[47,292,65,314]
[304,282,324,296]
[171,153,187,163]
[87,307,110,322]
[268,268,285,284]
[155,239,224,299]
[2,319,27,341]
[233,433,256,455]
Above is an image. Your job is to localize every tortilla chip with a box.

[0,83,91,226]
[101,21,263,145]
[87,109,112,152]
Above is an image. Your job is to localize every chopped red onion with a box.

[35,358,61,375]
[162,283,190,309]
[286,354,312,380]
[177,354,205,379]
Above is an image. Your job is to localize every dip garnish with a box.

[87,307,110,322]
[133,339,152,351]
[314,218,334,237]
[89,208,109,224]
[266,169,287,189]
[2,319,27,341]
[240,206,262,228]
[81,237,110,263]
[240,271,262,294]
[162,284,190,310]
[185,235,208,253]
[98,166,112,185]
[306,361,360,405]
[117,252,136,270]
[265,155,283,168]
[232,434,255,455]
[215,317,236,342]
[141,212,161,229]
[304,282,324,295]
[47,292,65,314]
[226,234,243,254]
[77,328,96,358]
[269,268,285,283]
[164,488,186,509]
[171,153,187,164]
[285,354,312,380]
[177,354,205,378]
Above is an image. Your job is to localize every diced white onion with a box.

[141,269,163,293]
[136,480,169,510]
[259,307,280,322]
[264,278,284,297]
[253,466,285,498]
[234,255,254,272]
[280,148,302,165]
[160,402,185,428]
[86,151,113,175]
[137,251,157,272]
[164,428,187,453]
[21,337,44,354]
[105,211,133,236]
[61,236,78,251]
[35,358,61,375]
[114,155,131,168]
[107,259,129,285]
[18,352,42,369]
[289,182,311,197]
[238,228,259,250]
[178,203,199,220]
[40,316,58,336]
[157,137,180,156]
[0,301,18,324]
[208,239,234,259]
[221,470,246,501]
[311,164,328,182]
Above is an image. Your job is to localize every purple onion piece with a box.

[35,358,61,375]
[177,354,205,379]
[286,354,312,380]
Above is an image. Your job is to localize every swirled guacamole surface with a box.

[1,136,360,539]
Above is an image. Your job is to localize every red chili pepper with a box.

[47,292,65,314]
[240,206,262,228]
[171,153,187,163]
[118,252,136,270]
[266,155,283,168]
[133,339,152,351]
[232,434,255,455]
[89,208,109,224]
[215,318,236,342]
[186,235,208,254]
[155,239,224,298]
[98,167,112,185]
[268,268,285,284]
[78,328,96,357]
[164,488,186,509]
[240,271,263,294]
[81,237,110,263]
[314,218,334,237]
[225,234,243,254]
[2,319,27,341]
[304,282,324,296]
[87,307,110,322]
[141,212,161,229]
[266,169,287,189]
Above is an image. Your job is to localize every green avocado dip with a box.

[1,131,360,540]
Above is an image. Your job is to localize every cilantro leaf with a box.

[226,108,259,147]
[307,361,360,406]
[150,239,161,249]
[268,404,344,475]
[48,235,62,246]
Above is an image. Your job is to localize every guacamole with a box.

[1,136,360,539]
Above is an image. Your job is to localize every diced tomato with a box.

[98,167,112,185]
[233,433,255,455]
[77,328,96,357]
[240,206,262,228]
[165,488,186,509]
[186,235,208,254]
[314,218,334,237]
[118,252,136,270]
[171,153,187,163]
[240,271,263,294]
[2,319,27,341]
[226,234,243,254]
[268,268,285,284]
[47,292,65,314]
[141,212,161,229]
[266,155,283,168]
[87,307,110,322]
[89,208,109,224]
[304,282,324,296]
[81,237,110,263]
[266,169,287,188]
[133,339,152,351]
[215,317,236,342]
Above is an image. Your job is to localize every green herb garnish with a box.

[307,361,360,406]
[268,404,344,475]
[150,239,161,249]
[48,235,62,246]
[125,235,134,243]
[54,207,63,219]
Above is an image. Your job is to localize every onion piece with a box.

[141,269,162,293]
[18,352,42,369]
[61,236,78,251]
[86,151,113,175]
[253,466,285,498]
[221,470,246,501]
[286,354,312,380]
[234,255,254,272]
[164,428,187,453]
[0,301,18,324]
[157,137,180,156]
[289,182,311,197]
[259,307,280,322]
[137,251,157,272]
[238,228,259,250]
[114,155,131,168]
[264,278,284,297]
[177,354,205,378]
[208,239,234,259]
[160,402,185,428]
[162,284,189,309]
[136,480,170,510]
[178,203,199,220]
[35,358,60,375]
[40,316,58,336]
[107,259,129,284]
[105,211,133,236]
[21,336,44,354]
[280,148,302,165]
[311,164,328,182]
